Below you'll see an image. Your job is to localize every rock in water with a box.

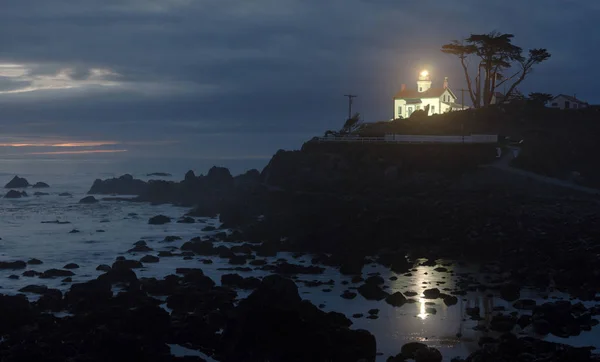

[39,269,75,278]
[146,172,171,177]
[357,282,389,301]
[218,274,376,361]
[400,342,428,359]
[79,196,98,204]
[423,288,441,299]
[385,292,408,307]
[140,255,159,263]
[0,261,27,269]
[415,346,443,362]
[5,190,27,198]
[32,182,50,188]
[4,176,29,188]
[87,174,148,195]
[148,215,171,225]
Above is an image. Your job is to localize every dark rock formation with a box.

[79,196,99,204]
[96,264,111,272]
[63,263,80,269]
[148,215,171,225]
[147,173,172,177]
[4,176,29,188]
[357,283,389,301]
[27,258,43,265]
[385,292,407,307]
[0,261,26,269]
[217,275,376,362]
[34,192,49,196]
[221,273,261,289]
[32,182,50,188]
[140,255,159,263]
[5,190,27,198]
[176,216,195,224]
[88,174,148,195]
[39,269,75,278]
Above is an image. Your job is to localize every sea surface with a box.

[0,156,598,361]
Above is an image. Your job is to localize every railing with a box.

[315,134,498,144]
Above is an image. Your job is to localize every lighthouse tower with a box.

[417,70,432,93]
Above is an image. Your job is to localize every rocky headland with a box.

[74,137,600,360]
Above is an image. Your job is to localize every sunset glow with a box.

[27,149,128,155]
[0,141,119,147]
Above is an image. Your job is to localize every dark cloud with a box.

[0,0,598,160]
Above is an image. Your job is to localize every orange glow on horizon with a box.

[0,141,119,147]
[27,149,128,155]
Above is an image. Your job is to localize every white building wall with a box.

[548,96,587,110]
[393,89,458,119]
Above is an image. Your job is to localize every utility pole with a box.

[344,94,357,120]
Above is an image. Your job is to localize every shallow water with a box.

[0,158,598,361]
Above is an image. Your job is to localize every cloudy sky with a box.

[0,0,598,164]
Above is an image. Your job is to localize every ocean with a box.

[0,155,598,361]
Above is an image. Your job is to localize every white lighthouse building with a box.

[393,71,467,119]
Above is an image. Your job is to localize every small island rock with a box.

[5,176,29,188]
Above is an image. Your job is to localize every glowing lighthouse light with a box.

[420,70,429,77]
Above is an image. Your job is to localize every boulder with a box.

[400,342,428,359]
[112,259,143,270]
[63,263,80,269]
[128,244,154,253]
[176,216,195,224]
[341,290,357,299]
[59,192,72,197]
[18,285,48,294]
[97,267,138,285]
[385,292,408,307]
[5,190,27,198]
[442,294,459,306]
[39,269,75,278]
[140,255,159,263]
[423,288,441,299]
[32,182,50,188]
[414,347,443,362]
[34,192,49,196]
[357,282,389,301]
[27,258,43,265]
[5,176,29,188]
[163,235,182,242]
[148,215,171,225]
[218,274,377,361]
[79,196,98,204]
[181,240,215,255]
[96,264,111,272]
[0,261,27,269]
